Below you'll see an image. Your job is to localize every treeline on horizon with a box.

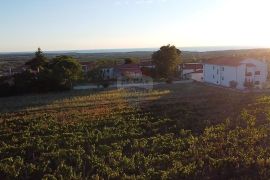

[1,48,270,63]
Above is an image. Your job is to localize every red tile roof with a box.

[139,61,154,67]
[246,63,256,67]
[184,69,203,75]
[181,63,203,69]
[117,64,142,74]
[203,57,243,66]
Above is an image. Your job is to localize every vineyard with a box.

[1,83,270,179]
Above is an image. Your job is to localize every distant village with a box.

[79,57,269,90]
[1,53,269,91]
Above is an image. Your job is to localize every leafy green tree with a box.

[45,56,82,89]
[25,48,47,71]
[87,67,103,83]
[87,67,112,88]
[124,58,134,64]
[152,45,181,80]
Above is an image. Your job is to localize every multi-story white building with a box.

[203,58,268,90]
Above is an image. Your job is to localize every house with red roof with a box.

[116,64,142,78]
[203,57,268,89]
[139,60,155,69]
[115,63,153,89]
[97,63,143,81]
[179,63,203,81]
[80,62,96,74]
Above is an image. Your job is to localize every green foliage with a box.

[0,51,83,96]
[86,67,111,88]
[1,85,270,179]
[152,45,181,79]
[229,80,238,88]
[25,48,48,71]
[124,58,137,64]
[87,67,103,83]
[44,56,83,89]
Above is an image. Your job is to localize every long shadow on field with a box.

[142,82,258,133]
[0,89,103,113]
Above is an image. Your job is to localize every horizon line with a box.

[0,46,268,55]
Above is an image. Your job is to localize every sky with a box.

[1,0,270,52]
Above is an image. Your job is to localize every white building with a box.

[190,70,204,82]
[203,58,268,90]
[100,64,143,80]
[101,68,116,80]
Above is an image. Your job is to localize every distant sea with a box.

[0,46,266,55]
[73,46,261,54]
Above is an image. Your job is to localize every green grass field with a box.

[1,83,270,179]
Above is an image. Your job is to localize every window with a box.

[255,71,261,75]
[213,66,215,70]
[217,69,219,75]
[222,77,224,81]
[221,67,225,71]
[213,75,215,79]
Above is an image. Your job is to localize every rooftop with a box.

[181,63,203,69]
[203,57,245,66]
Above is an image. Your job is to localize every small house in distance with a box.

[179,63,203,82]
[101,64,143,81]
[203,57,268,90]
[80,62,96,74]
[116,64,142,78]
[139,59,155,69]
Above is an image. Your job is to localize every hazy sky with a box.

[1,0,270,52]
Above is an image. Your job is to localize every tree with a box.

[25,48,47,71]
[152,45,181,80]
[87,68,112,88]
[124,58,134,64]
[87,67,103,83]
[45,56,82,89]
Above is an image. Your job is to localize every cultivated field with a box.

[1,83,270,179]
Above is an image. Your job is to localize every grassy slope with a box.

[1,83,270,179]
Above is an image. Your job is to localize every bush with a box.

[141,67,157,78]
[102,82,110,88]
[229,81,238,88]
[166,78,173,84]
[0,54,83,97]
[244,81,254,89]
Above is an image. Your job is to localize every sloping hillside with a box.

[1,83,270,179]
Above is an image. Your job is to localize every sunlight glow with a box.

[0,0,270,51]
